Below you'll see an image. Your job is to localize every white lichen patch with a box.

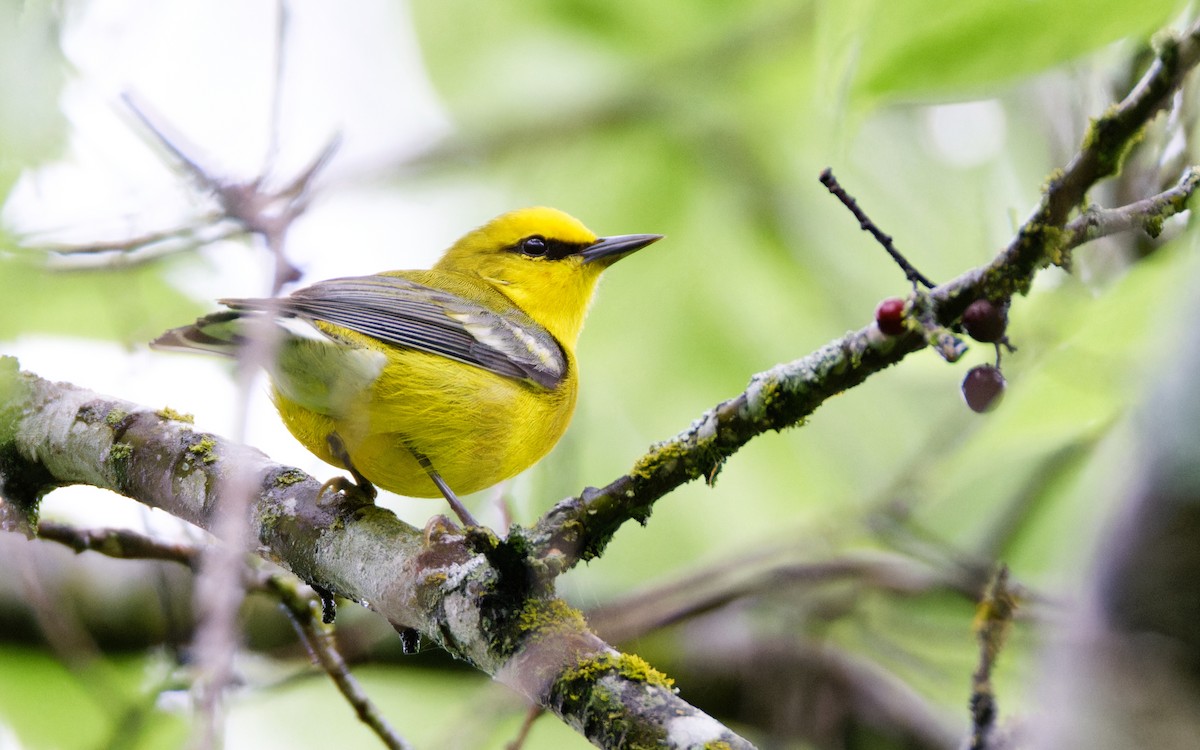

[665,712,729,746]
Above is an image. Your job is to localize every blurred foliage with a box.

[0,2,66,194]
[2,0,1198,748]
[0,645,186,750]
[0,249,204,341]
[853,0,1182,100]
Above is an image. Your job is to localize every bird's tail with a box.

[149,310,248,357]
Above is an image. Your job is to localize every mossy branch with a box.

[0,358,752,750]
[528,18,1200,569]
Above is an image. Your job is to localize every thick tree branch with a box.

[528,19,1200,569]
[0,357,752,750]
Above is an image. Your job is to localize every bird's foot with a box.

[317,474,377,505]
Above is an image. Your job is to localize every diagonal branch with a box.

[0,358,753,750]
[526,18,1200,569]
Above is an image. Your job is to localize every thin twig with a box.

[117,90,343,288]
[33,221,247,271]
[268,576,414,750]
[36,522,202,569]
[967,565,1019,750]
[120,92,215,189]
[587,548,976,646]
[1063,166,1200,248]
[276,133,342,202]
[505,705,544,750]
[819,167,937,289]
[117,32,337,744]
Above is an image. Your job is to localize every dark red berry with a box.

[875,297,906,336]
[962,298,1007,343]
[962,364,1006,413]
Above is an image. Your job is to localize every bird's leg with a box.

[409,449,479,528]
[318,432,377,502]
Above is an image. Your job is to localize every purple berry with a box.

[963,299,1008,343]
[962,365,1006,413]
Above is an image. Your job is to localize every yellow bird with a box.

[153,207,661,522]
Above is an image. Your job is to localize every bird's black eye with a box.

[519,235,548,257]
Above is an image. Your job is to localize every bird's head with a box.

[435,207,661,346]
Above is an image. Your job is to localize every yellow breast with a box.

[274,347,577,497]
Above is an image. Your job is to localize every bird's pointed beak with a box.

[580,233,663,265]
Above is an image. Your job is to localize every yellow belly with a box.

[274,348,576,498]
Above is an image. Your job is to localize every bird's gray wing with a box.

[223,275,566,389]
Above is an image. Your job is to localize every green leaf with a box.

[853,0,1184,101]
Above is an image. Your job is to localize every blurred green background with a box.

[1,0,1195,748]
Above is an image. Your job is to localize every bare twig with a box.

[118,91,341,289]
[111,18,341,747]
[39,218,239,257]
[268,575,414,750]
[120,91,214,186]
[819,167,937,289]
[36,521,201,569]
[505,705,544,750]
[1064,166,1200,247]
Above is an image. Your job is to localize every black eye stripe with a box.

[511,235,586,260]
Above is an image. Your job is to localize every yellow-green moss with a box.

[1041,224,1071,269]
[109,441,134,488]
[613,652,674,689]
[1040,167,1065,193]
[633,441,688,480]
[187,436,218,464]
[517,597,587,639]
[1143,212,1166,239]
[561,652,675,691]
[104,408,129,427]
[273,468,307,487]
[156,406,194,424]
[551,652,674,748]
[704,742,733,750]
